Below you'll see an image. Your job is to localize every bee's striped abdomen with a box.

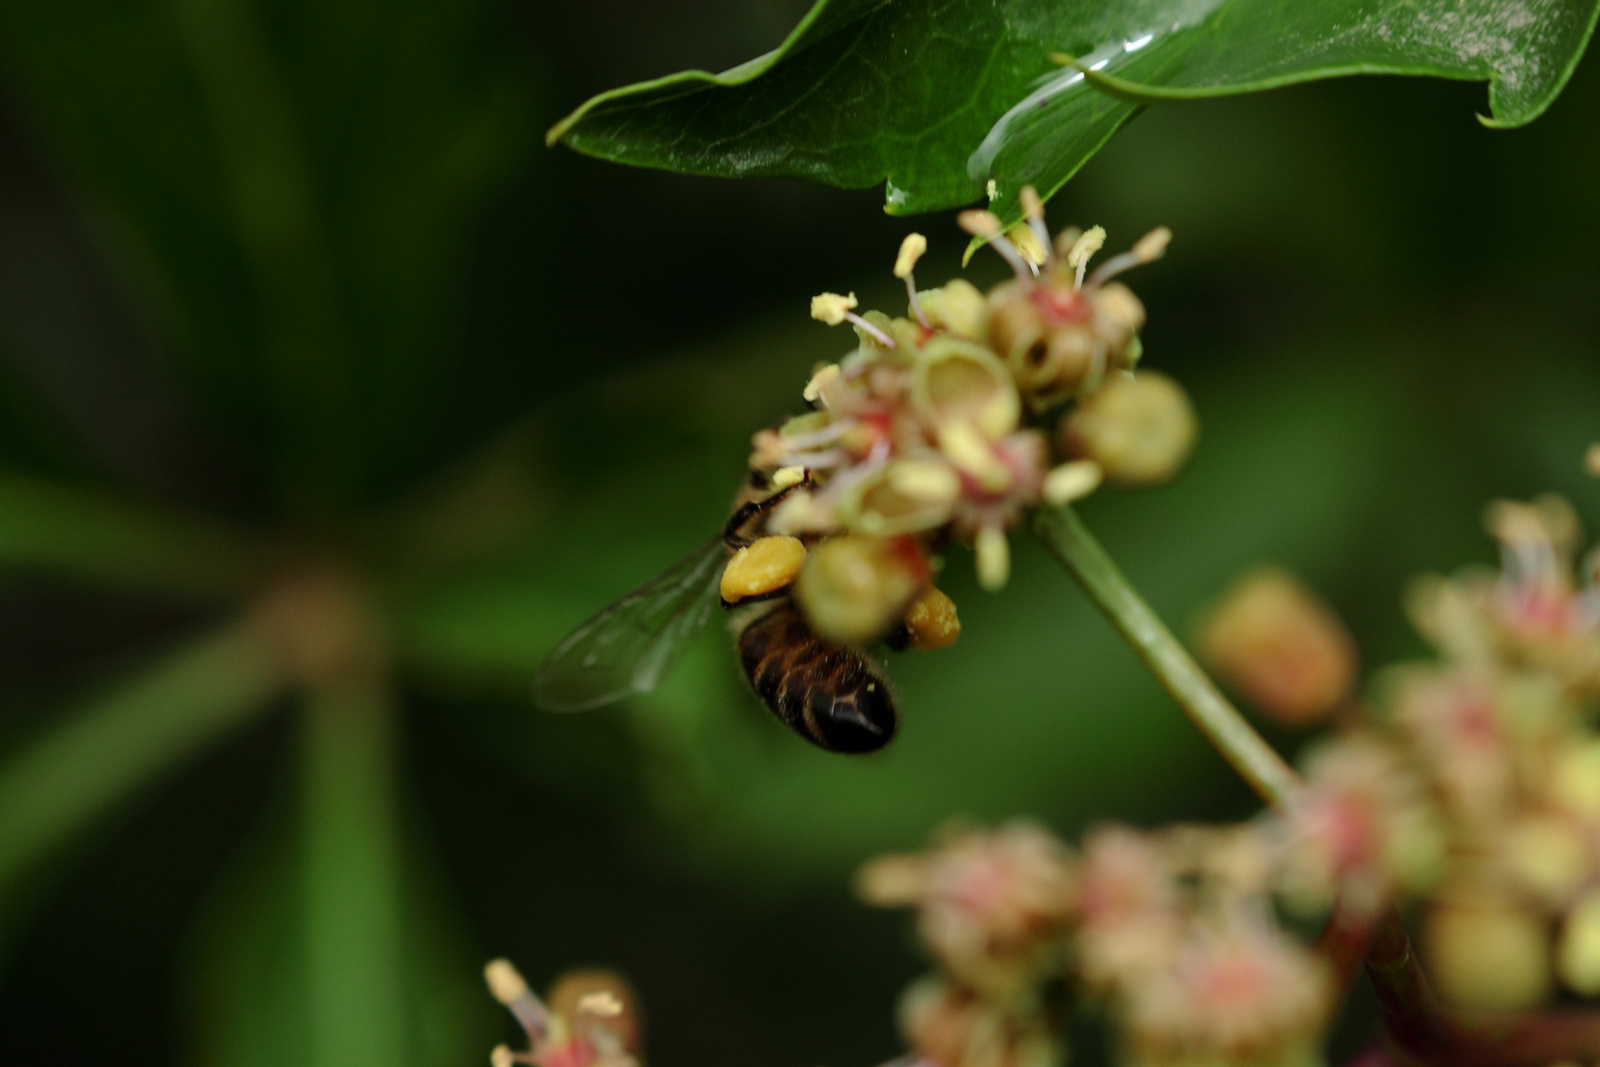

[736,601,897,754]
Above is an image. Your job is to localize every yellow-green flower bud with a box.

[1559,889,1600,994]
[1425,893,1551,1013]
[795,535,926,645]
[1061,370,1198,485]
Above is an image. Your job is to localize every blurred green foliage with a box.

[0,1,1593,1066]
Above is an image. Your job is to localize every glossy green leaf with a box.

[550,0,1600,224]
[0,623,282,913]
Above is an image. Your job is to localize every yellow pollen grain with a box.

[1066,226,1106,273]
[1043,460,1102,504]
[894,233,928,278]
[1007,223,1048,267]
[975,525,1011,591]
[904,585,961,649]
[772,466,805,489]
[810,291,858,325]
[721,536,807,602]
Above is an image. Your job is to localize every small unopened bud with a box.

[1509,815,1590,904]
[1061,370,1197,485]
[796,535,927,644]
[1425,894,1551,1013]
[895,233,928,278]
[485,959,530,1005]
[975,525,1011,591]
[1197,567,1356,726]
[810,291,858,326]
[721,536,807,603]
[902,584,961,649]
[1043,460,1102,505]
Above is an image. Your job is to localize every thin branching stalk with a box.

[1031,504,1301,806]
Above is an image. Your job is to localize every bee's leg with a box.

[722,473,812,548]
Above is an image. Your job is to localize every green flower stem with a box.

[1030,504,1301,807]
[0,620,284,910]
[302,673,406,1067]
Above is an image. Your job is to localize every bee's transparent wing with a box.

[533,538,726,711]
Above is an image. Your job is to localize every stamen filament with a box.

[844,311,897,348]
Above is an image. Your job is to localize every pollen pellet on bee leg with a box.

[720,535,808,603]
[903,585,961,650]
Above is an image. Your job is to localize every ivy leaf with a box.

[548,0,1600,224]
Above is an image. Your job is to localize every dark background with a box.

[0,1,1596,1064]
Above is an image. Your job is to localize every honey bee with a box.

[533,472,900,753]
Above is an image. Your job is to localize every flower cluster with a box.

[743,190,1197,651]
[484,959,642,1067]
[858,819,1336,1067]
[1201,492,1600,1015]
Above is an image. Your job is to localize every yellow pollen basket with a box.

[903,585,961,649]
[721,536,808,602]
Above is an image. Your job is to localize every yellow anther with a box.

[772,465,805,489]
[720,536,807,602]
[940,420,1011,492]
[485,959,530,1005]
[1043,460,1102,504]
[803,363,842,403]
[1007,222,1048,267]
[975,525,1011,591]
[957,209,1002,238]
[577,991,624,1017]
[1019,185,1044,221]
[491,1044,516,1067]
[894,233,928,279]
[903,585,961,649]
[1066,226,1107,274]
[810,291,858,325]
[1133,226,1173,263]
[985,179,998,201]
[888,458,961,503]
